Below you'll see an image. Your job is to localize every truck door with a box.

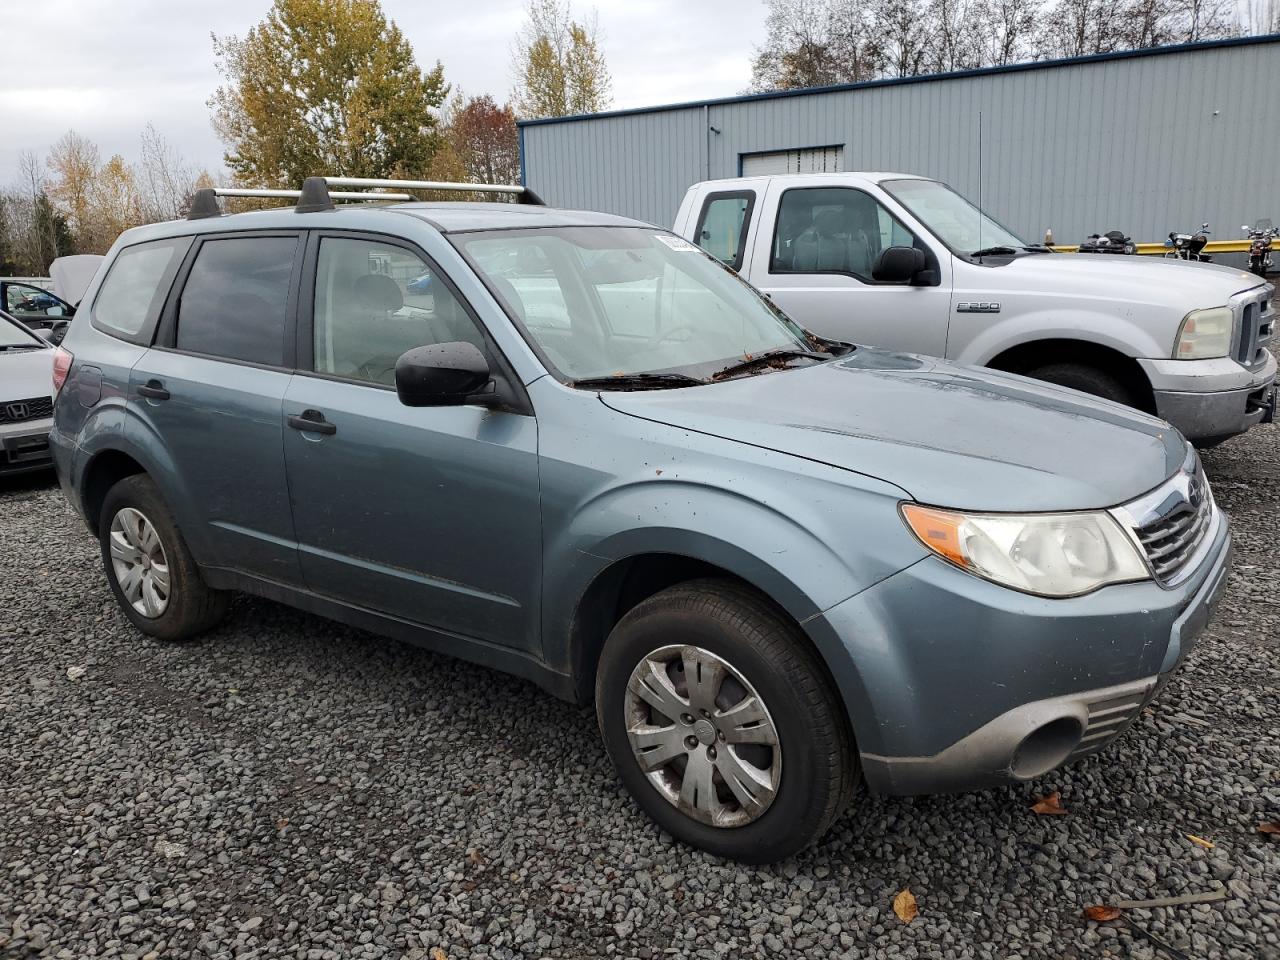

[746,181,952,357]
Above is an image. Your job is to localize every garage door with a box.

[740,145,844,176]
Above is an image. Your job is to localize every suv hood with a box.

[1,347,54,404]
[982,252,1264,306]
[601,350,1186,512]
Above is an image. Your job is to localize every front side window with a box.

[312,237,485,387]
[93,237,192,340]
[881,178,1025,255]
[694,192,754,270]
[5,282,67,317]
[770,187,920,281]
[176,236,297,366]
[454,227,823,383]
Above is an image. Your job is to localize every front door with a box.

[128,231,304,585]
[282,233,541,652]
[750,183,952,357]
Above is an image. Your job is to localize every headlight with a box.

[900,503,1150,597]
[1174,306,1232,359]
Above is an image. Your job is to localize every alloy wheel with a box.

[624,644,781,828]
[108,507,171,618]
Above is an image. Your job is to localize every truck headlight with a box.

[1173,306,1233,359]
[900,503,1150,597]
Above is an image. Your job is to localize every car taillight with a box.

[52,346,74,394]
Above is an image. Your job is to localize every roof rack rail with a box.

[187,184,414,220]
[323,176,545,206]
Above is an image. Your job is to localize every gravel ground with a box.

[1,429,1278,960]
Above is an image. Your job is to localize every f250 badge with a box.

[956,301,1001,313]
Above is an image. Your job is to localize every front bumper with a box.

[1139,349,1277,443]
[810,508,1231,796]
[0,419,54,475]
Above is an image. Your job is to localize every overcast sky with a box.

[0,0,764,184]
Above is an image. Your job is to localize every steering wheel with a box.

[654,325,698,346]
[356,360,398,385]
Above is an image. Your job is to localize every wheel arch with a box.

[985,337,1157,414]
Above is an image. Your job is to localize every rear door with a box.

[281,231,541,652]
[127,231,304,584]
[747,180,952,356]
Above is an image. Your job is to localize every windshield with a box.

[452,227,826,383]
[881,179,1026,255]
[0,312,46,349]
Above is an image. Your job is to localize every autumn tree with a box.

[210,0,448,186]
[512,0,612,118]
[0,151,73,274]
[751,0,883,89]
[449,95,521,185]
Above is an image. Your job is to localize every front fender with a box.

[955,309,1167,367]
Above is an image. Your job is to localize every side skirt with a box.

[201,566,576,702]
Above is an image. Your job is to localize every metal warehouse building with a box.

[518,35,1280,247]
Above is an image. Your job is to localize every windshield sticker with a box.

[655,234,700,252]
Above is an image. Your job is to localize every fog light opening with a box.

[1011,718,1082,780]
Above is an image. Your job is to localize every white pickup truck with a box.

[674,173,1277,445]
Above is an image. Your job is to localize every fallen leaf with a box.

[1031,791,1068,815]
[467,849,485,865]
[275,818,289,831]
[461,880,477,891]
[1258,822,1280,835]
[1186,834,1215,849]
[558,883,576,893]
[892,888,918,924]
[1083,905,1122,922]
[430,949,448,960]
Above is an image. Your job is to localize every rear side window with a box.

[693,191,754,271]
[176,236,298,366]
[92,237,192,342]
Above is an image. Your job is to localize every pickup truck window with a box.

[694,191,755,271]
[455,226,821,384]
[770,187,919,282]
[881,178,1024,256]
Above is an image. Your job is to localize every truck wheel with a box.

[1026,362,1137,408]
[99,474,229,641]
[595,579,855,863]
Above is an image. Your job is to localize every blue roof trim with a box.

[517,33,1280,128]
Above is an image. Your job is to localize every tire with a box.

[99,474,229,641]
[1025,362,1137,408]
[595,578,855,863]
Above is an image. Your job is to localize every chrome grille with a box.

[0,396,53,424]
[1133,467,1213,584]
[1069,684,1151,758]
[1236,285,1275,368]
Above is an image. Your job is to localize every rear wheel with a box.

[1025,362,1137,408]
[595,579,855,863]
[99,475,228,641]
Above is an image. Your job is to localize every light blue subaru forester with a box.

[50,178,1230,863]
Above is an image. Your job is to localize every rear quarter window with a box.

[91,236,193,343]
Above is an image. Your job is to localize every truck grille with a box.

[0,396,53,424]
[1133,466,1213,584]
[1237,286,1275,367]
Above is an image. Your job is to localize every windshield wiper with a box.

[572,372,706,391]
[970,245,1019,258]
[712,348,828,381]
[0,344,42,352]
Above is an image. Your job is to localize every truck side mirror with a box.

[872,246,927,283]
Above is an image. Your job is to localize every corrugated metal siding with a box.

[521,40,1280,244]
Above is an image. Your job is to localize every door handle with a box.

[287,409,337,435]
[137,380,170,401]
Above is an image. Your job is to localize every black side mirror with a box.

[395,342,495,407]
[872,246,927,283]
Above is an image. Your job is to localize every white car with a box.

[676,173,1277,446]
[0,309,56,475]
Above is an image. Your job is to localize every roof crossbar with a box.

[323,176,545,206]
[186,184,413,219]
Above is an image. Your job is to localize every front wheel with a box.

[99,474,229,641]
[1025,362,1137,408]
[595,579,855,863]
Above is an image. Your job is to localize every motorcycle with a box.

[1078,230,1136,255]
[1165,223,1212,262]
[1244,219,1275,278]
